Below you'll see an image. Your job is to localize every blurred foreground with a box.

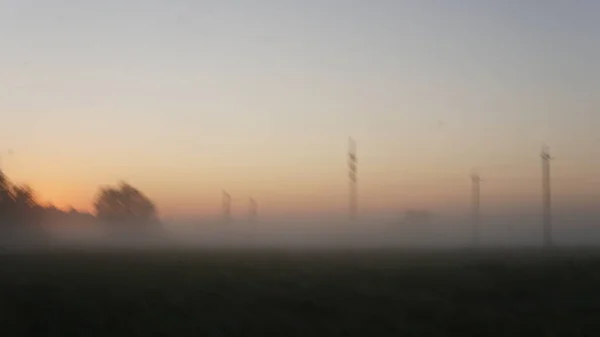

[4,216,600,251]
[3,219,600,336]
[2,247,600,336]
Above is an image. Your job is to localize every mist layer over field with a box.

[4,213,600,251]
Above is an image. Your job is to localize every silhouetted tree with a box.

[37,203,96,227]
[13,184,41,226]
[13,185,35,207]
[0,170,42,228]
[0,171,15,226]
[0,169,103,232]
[94,182,159,226]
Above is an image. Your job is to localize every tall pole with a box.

[248,197,257,223]
[541,146,552,248]
[471,171,481,247]
[348,138,357,221]
[222,190,231,224]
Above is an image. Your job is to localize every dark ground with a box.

[1,247,600,336]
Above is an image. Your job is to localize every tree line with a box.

[0,170,159,228]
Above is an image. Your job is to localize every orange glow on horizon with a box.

[8,155,599,220]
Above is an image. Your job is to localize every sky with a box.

[1,0,599,220]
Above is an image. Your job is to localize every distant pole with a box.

[471,171,481,247]
[348,138,357,221]
[541,146,553,248]
[248,197,257,223]
[222,190,231,224]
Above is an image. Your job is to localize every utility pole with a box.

[222,190,231,224]
[248,197,257,223]
[471,171,481,247]
[541,146,553,248]
[348,138,357,221]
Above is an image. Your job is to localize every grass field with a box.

[1,248,600,336]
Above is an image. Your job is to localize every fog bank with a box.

[2,213,600,252]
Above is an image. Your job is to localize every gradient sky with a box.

[1,0,599,220]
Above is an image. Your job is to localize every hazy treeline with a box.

[0,170,158,230]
